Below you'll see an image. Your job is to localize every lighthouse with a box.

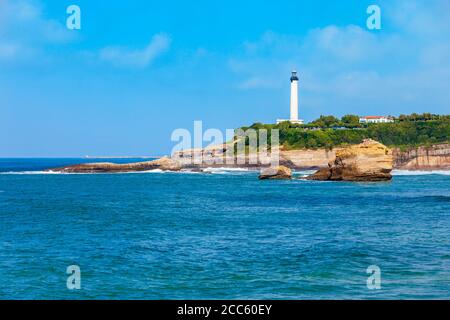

[290,71,299,123]
[277,71,304,124]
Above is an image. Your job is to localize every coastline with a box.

[173,143,450,171]
[17,142,447,174]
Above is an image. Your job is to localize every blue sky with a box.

[1,0,449,156]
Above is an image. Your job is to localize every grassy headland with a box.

[238,113,450,150]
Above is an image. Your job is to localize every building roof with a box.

[360,116,392,119]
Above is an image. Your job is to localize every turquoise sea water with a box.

[0,158,449,299]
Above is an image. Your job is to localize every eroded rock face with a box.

[50,157,182,173]
[393,144,450,170]
[171,141,450,170]
[280,148,338,169]
[307,139,393,181]
[258,166,292,180]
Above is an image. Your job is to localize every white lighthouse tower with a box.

[277,71,304,124]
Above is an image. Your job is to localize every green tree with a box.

[310,115,341,128]
[237,113,450,150]
[341,114,360,126]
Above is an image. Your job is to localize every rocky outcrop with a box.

[280,148,337,169]
[258,166,292,180]
[307,139,393,181]
[393,144,450,170]
[306,167,332,181]
[50,157,182,173]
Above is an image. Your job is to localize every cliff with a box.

[173,143,338,169]
[279,148,337,169]
[174,142,450,171]
[392,144,450,170]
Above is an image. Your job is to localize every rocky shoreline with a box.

[50,157,182,173]
[48,142,450,177]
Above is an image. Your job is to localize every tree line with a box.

[238,113,450,149]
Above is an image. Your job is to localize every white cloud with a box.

[308,25,381,62]
[388,0,450,38]
[99,33,171,68]
[0,0,74,62]
[229,0,450,116]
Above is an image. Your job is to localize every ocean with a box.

[0,158,449,299]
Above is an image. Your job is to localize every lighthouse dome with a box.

[290,71,299,82]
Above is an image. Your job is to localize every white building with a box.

[277,71,304,125]
[359,116,394,124]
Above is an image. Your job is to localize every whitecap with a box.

[392,170,450,176]
[129,169,164,174]
[0,169,171,175]
[202,167,251,173]
[201,167,255,175]
[0,170,66,175]
[294,170,316,175]
[179,170,202,174]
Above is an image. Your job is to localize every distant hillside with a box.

[238,114,450,150]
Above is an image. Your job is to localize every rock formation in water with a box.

[258,166,292,180]
[307,139,393,181]
[306,167,331,181]
[50,157,182,173]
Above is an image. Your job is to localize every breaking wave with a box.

[2,168,449,176]
[200,167,255,175]
[0,169,167,175]
[392,170,450,176]
[0,170,66,175]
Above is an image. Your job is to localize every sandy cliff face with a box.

[173,143,450,170]
[286,143,450,170]
[173,143,339,169]
[280,148,338,169]
[392,144,450,170]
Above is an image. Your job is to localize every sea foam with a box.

[2,168,449,176]
[392,170,450,176]
[0,170,66,175]
[202,167,252,175]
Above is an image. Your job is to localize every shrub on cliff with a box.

[238,114,450,149]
